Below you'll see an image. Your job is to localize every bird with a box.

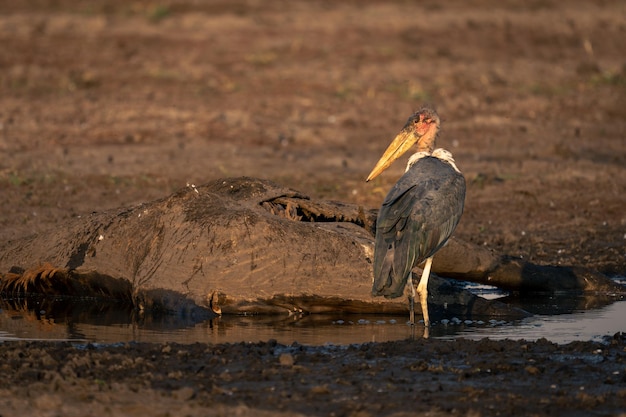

[366,107,466,327]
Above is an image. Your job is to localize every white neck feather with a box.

[406,148,461,173]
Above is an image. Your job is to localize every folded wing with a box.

[372,156,465,298]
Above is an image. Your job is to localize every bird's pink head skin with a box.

[410,107,440,152]
[366,107,440,182]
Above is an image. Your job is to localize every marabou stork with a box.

[366,107,466,327]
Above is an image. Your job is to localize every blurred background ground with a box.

[0,1,624,273]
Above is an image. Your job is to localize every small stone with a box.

[310,384,330,394]
[172,386,195,401]
[525,365,541,375]
[279,353,295,366]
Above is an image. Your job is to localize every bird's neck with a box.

[417,130,437,154]
[417,143,435,153]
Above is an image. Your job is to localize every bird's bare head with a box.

[366,107,440,182]
[407,107,440,148]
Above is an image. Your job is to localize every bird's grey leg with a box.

[416,256,433,327]
[408,273,416,325]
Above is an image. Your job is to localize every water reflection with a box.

[1,286,624,345]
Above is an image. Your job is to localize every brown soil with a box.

[1,337,625,417]
[0,1,625,416]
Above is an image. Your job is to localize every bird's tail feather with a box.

[372,253,409,298]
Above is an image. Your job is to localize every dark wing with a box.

[372,157,466,298]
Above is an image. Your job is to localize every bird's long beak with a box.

[366,129,417,182]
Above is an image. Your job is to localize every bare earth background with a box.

[0,0,625,416]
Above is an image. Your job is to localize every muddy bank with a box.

[1,336,625,417]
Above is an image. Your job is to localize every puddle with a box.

[1,278,624,345]
[451,301,626,342]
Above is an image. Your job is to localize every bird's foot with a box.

[417,289,430,328]
[409,295,415,325]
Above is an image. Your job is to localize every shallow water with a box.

[1,280,624,345]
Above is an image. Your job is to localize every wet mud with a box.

[1,336,626,416]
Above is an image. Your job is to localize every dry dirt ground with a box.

[0,0,625,416]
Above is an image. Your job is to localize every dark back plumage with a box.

[372,154,466,298]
